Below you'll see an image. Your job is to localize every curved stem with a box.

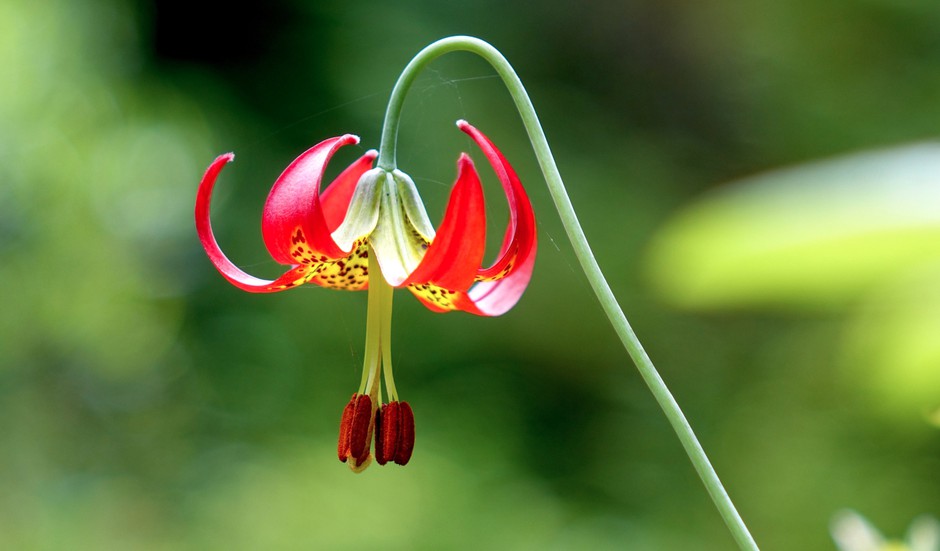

[379,36,760,550]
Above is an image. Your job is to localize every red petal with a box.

[261,135,361,264]
[456,121,538,316]
[463,246,537,315]
[321,150,378,231]
[401,154,486,290]
[195,153,319,293]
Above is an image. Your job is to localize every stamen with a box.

[374,402,397,465]
[395,402,415,465]
[337,394,356,462]
[374,401,415,466]
[344,243,415,471]
[349,394,373,463]
[337,393,375,470]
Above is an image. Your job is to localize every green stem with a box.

[362,249,399,403]
[379,267,399,403]
[360,250,384,395]
[379,36,759,550]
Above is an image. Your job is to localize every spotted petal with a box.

[406,122,537,316]
[403,154,486,306]
[261,134,366,264]
[462,121,537,315]
[196,141,377,294]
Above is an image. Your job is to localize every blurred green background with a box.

[1,0,938,549]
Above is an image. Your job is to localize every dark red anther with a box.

[349,394,373,463]
[395,402,415,465]
[375,401,415,466]
[374,402,396,465]
[337,394,356,462]
[337,393,374,466]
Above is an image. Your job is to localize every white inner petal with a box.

[368,173,434,286]
[331,168,384,252]
[393,169,436,242]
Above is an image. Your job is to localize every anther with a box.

[337,395,355,462]
[337,393,375,470]
[375,401,415,466]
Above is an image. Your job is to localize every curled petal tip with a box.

[195,151,307,293]
[364,149,379,159]
[451,122,538,316]
[456,119,470,130]
[340,134,361,145]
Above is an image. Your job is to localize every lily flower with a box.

[195,121,537,471]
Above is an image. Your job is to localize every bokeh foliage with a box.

[1,0,937,549]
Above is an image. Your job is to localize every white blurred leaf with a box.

[832,510,886,551]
